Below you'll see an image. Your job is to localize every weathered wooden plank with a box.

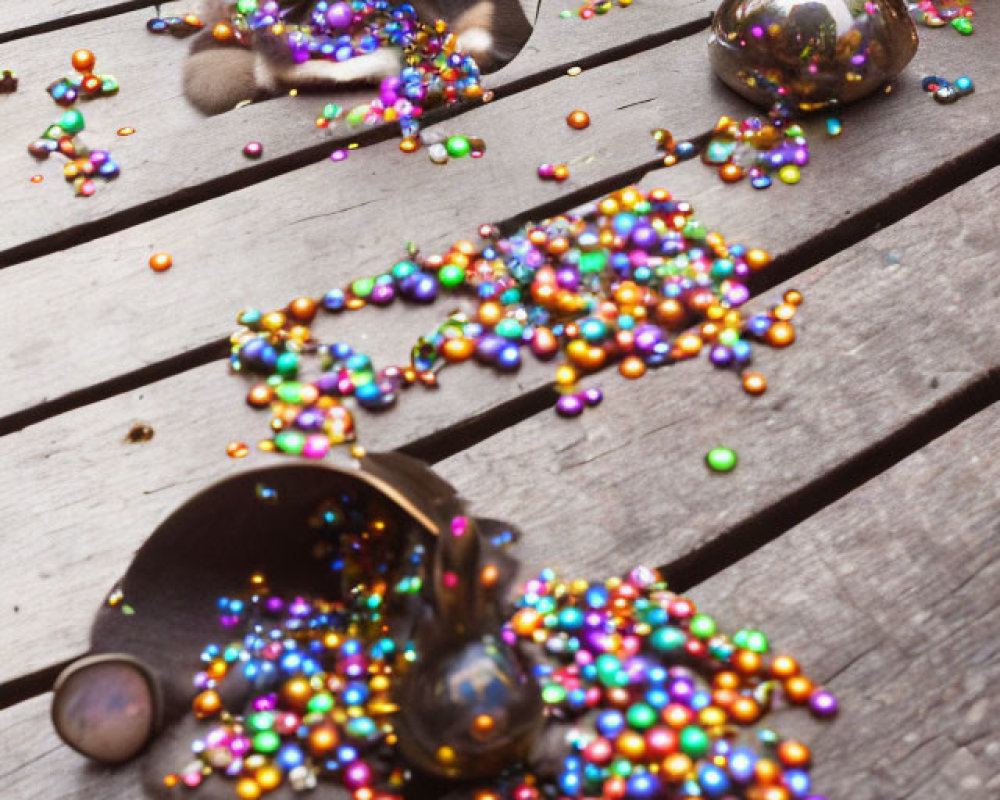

[434,163,1000,581]
[0,0,151,42]
[3,1,999,424]
[683,404,1000,797]
[4,289,1000,800]
[0,0,714,260]
[0,28,741,424]
[1,143,997,691]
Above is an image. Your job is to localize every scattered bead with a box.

[0,69,18,94]
[566,109,590,129]
[706,446,738,472]
[149,252,173,272]
[117,126,135,136]
[243,141,263,159]
[226,441,249,459]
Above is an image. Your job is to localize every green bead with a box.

[59,109,85,134]
[683,221,707,240]
[541,683,567,705]
[101,77,119,94]
[744,629,769,653]
[438,263,465,288]
[346,105,369,125]
[679,726,709,757]
[650,626,686,652]
[951,17,973,35]
[689,613,716,639]
[346,716,376,739]
[595,653,621,682]
[579,251,607,274]
[236,0,258,12]
[626,703,657,730]
[717,329,739,347]
[351,277,375,298]
[308,693,334,714]
[247,711,274,733]
[322,103,342,120]
[392,260,418,281]
[253,730,281,753]
[275,381,303,404]
[445,136,471,158]
[495,318,524,340]
[275,430,306,455]
[710,258,734,279]
[706,447,737,473]
[500,288,521,305]
[610,758,632,777]
[275,351,299,377]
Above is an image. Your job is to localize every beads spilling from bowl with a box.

[230,185,802,458]
[909,0,974,32]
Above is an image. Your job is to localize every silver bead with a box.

[708,0,919,110]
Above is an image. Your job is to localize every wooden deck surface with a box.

[2,1,999,797]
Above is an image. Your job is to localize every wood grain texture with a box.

[0,0,713,260]
[1,153,997,689]
[0,0,149,41]
[3,1,999,422]
[4,302,999,800]
[685,403,1000,798]
[0,28,743,421]
[435,163,1000,582]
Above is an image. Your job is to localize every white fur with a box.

[269,49,404,87]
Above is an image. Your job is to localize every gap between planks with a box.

[2,161,999,708]
[1,3,998,432]
[0,1,713,267]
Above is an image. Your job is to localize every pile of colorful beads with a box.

[46,48,119,106]
[909,1,974,33]
[230,185,802,458]
[560,0,633,22]
[213,0,485,153]
[657,115,810,190]
[167,548,836,797]
[28,50,121,196]
[922,74,974,104]
[0,69,18,93]
[505,566,836,799]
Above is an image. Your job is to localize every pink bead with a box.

[303,434,330,459]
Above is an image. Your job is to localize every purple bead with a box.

[325,1,353,28]
[630,224,659,250]
[709,345,733,367]
[556,394,584,417]
[633,324,663,354]
[726,283,750,306]
[295,409,325,431]
[475,334,505,363]
[369,282,395,305]
[582,387,603,406]
[556,267,580,291]
[410,274,438,303]
[809,689,839,718]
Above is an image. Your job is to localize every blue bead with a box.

[698,763,730,797]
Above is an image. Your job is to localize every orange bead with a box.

[288,296,318,323]
[733,649,762,674]
[742,372,767,395]
[662,752,692,781]
[308,723,339,755]
[784,675,814,704]
[478,301,502,326]
[471,713,496,740]
[71,49,96,73]
[772,302,796,321]
[226,441,249,459]
[213,21,234,40]
[553,164,570,181]
[566,109,591,129]
[784,289,803,306]
[712,688,739,709]
[512,608,541,635]
[192,689,222,718]
[713,670,741,691]
[770,655,799,679]
[754,758,781,784]
[399,136,419,153]
[777,740,811,768]
[148,252,172,272]
[766,321,796,347]
[720,163,744,182]
[619,355,646,379]
[442,337,476,362]
[235,779,261,800]
[547,236,570,255]
[746,248,771,270]
[729,696,760,724]
[676,334,703,356]
[656,298,686,328]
